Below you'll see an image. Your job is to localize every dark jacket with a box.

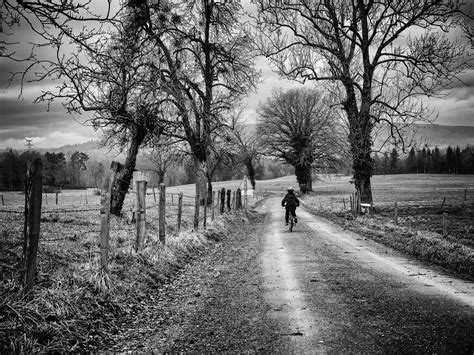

[282,192,299,209]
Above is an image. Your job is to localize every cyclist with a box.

[282,186,299,225]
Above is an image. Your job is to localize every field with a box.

[250,174,474,246]
[254,173,473,277]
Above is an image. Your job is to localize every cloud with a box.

[0,129,98,150]
[0,92,97,148]
[429,86,474,126]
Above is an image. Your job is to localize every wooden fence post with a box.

[159,183,166,243]
[22,158,42,294]
[177,192,183,233]
[135,177,147,252]
[343,197,346,210]
[244,175,248,209]
[236,188,242,209]
[220,188,225,214]
[359,192,362,215]
[350,195,353,212]
[394,201,398,225]
[194,194,200,229]
[55,191,59,205]
[1,194,4,206]
[227,189,232,211]
[211,191,216,221]
[99,169,114,275]
[203,191,208,229]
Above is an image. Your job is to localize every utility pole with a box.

[25,139,33,150]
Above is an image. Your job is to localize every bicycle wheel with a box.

[289,216,294,232]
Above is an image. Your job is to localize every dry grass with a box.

[0,188,262,353]
[299,174,474,277]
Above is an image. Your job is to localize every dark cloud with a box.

[0,95,96,145]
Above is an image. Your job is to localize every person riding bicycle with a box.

[282,186,299,225]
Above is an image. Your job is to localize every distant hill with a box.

[7,124,472,156]
[246,123,474,149]
[36,140,124,162]
[414,124,474,148]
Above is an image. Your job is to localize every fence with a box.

[0,162,261,293]
[305,187,472,241]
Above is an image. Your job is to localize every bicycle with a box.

[288,213,295,232]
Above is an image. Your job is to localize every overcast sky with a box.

[0,2,473,150]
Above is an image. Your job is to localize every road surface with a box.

[108,197,474,353]
[261,198,474,353]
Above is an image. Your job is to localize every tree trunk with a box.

[110,128,146,216]
[194,157,208,206]
[157,170,165,185]
[347,109,374,204]
[294,164,312,194]
[244,157,256,190]
[206,174,213,205]
[341,76,375,206]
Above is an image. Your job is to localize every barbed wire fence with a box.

[1,161,263,293]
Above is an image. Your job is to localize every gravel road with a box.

[107,198,474,353]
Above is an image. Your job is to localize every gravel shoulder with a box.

[104,210,283,352]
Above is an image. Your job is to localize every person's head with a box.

[287,186,294,193]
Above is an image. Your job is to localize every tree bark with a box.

[244,157,256,190]
[110,127,147,216]
[206,174,213,205]
[157,170,165,185]
[344,81,374,205]
[194,157,208,206]
[294,164,312,194]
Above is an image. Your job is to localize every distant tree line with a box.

[373,145,474,175]
[0,149,93,191]
[0,147,293,192]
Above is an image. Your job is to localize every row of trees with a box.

[374,145,474,176]
[0,150,91,190]
[0,144,294,192]
[2,0,472,210]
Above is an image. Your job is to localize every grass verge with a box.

[304,204,474,279]
[1,210,259,353]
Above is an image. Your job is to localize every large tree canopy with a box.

[257,87,344,193]
[253,0,473,203]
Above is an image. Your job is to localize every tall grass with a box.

[1,208,257,353]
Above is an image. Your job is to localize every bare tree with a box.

[253,0,472,203]
[1,2,166,215]
[127,0,259,204]
[227,110,261,190]
[257,87,344,194]
[1,1,116,88]
[145,138,183,186]
[27,5,168,215]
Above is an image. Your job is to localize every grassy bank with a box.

[1,209,259,353]
[304,203,474,278]
[298,174,474,278]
